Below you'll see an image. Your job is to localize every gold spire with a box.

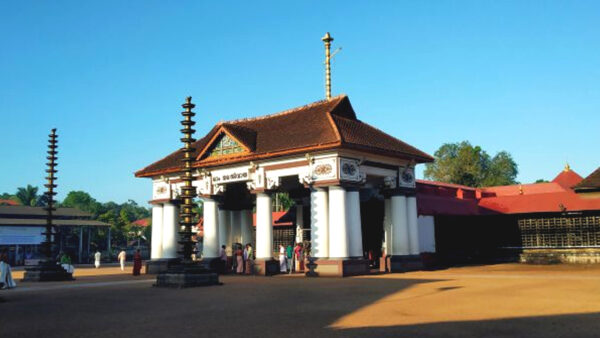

[564,163,571,172]
[322,32,334,100]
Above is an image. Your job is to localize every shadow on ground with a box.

[336,312,600,337]
[0,276,436,338]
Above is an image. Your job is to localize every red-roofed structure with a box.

[552,165,584,189]
[0,199,19,206]
[417,165,600,265]
[417,165,600,216]
[131,218,150,227]
[252,211,294,227]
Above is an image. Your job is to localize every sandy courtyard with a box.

[2,263,600,337]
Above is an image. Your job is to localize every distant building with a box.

[418,165,600,264]
[0,206,110,265]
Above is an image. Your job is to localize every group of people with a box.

[220,243,254,274]
[94,249,143,275]
[279,243,305,274]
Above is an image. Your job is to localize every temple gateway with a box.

[135,94,434,276]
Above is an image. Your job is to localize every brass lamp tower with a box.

[42,128,58,260]
[23,128,73,281]
[178,97,197,262]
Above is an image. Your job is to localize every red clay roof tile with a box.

[136,95,433,177]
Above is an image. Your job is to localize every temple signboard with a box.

[211,169,250,184]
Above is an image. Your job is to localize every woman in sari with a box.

[132,249,142,276]
[235,245,244,274]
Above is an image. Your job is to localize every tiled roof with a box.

[417,167,600,216]
[0,199,19,206]
[478,190,600,214]
[135,95,433,177]
[252,211,293,227]
[575,167,600,191]
[131,218,150,227]
[552,169,583,189]
[482,182,565,197]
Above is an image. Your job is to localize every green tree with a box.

[424,141,518,187]
[0,192,14,200]
[61,191,103,216]
[14,185,40,206]
[275,193,294,211]
[535,179,549,183]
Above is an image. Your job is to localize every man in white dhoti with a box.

[0,249,16,289]
[94,251,101,268]
[279,245,288,273]
[117,250,126,271]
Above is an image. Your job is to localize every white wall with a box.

[418,215,436,253]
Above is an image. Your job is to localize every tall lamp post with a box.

[154,97,219,288]
[23,129,73,281]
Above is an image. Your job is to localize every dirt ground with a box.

[3,263,600,337]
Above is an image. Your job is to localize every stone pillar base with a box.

[306,258,370,277]
[154,262,220,288]
[23,261,74,282]
[196,257,221,271]
[145,258,180,274]
[385,254,423,273]
[253,258,279,276]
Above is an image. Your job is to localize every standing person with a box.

[60,252,74,274]
[132,249,142,276]
[235,245,244,274]
[219,245,227,274]
[279,244,287,273]
[0,248,16,289]
[118,250,127,271]
[286,243,294,274]
[94,250,101,269]
[294,243,304,272]
[245,244,253,275]
[243,245,249,273]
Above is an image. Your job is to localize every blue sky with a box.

[1,1,599,205]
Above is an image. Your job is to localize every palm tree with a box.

[15,185,39,206]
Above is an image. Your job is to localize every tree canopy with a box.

[424,141,518,187]
[14,185,41,206]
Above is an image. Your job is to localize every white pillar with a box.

[256,192,273,259]
[295,203,304,243]
[162,202,179,259]
[407,196,420,255]
[383,198,392,256]
[240,209,254,247]
[230,210,242,244]
[390,195,410,255]
[218,208,230,252]
[151,204,164,259]
[310,187,329,258]
[329,186,349,259]
[202,198,219,258]
[347,189,364,258]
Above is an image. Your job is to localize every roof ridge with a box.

[222,94,347,124]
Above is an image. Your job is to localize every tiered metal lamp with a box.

[23,129,74,281]
[154,97,219,288]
